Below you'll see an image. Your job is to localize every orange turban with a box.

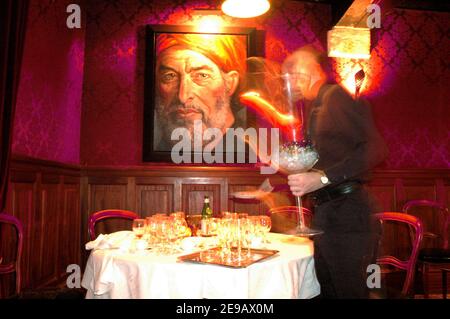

[156,33,247,77]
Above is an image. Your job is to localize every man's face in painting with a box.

[155,46,239,150]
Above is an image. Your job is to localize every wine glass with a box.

[227,214,245,263]
[170,212,189,238]
[238,217,255,259]
[239,61,323,237]
[216,217,230,259]
[258,215,272,243]
[132,219,146,239]
[169,212,189,252]
[247,216,263,247]
[276,72,323,237]
[146,216,158,246]
[156,216,172,254]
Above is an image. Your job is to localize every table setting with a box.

[81,212,320,299]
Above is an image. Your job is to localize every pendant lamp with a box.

[221,0,270,18]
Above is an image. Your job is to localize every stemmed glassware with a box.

[158,216,175,254]
[132,219,146,239]
[169,212,190,253]
[240,61,324,237]
[258,215,272,243]
[216,213,252,264]
[217,214,235,262]
[146,216,159,247]
[132,218,148,251]
[277,73,323,237]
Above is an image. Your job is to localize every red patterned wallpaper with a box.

[333,10,450,169]
[80,0,331,166]
[14,0,449,168]
[12,0,86,164]
[80,0,449,168]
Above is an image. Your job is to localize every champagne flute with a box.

[216,217,228,258]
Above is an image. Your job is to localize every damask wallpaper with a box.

[335,9,450,168]
[12,0,449,168]
[80,0,449,168]
[12,0,86,164]
[79,0,331,166]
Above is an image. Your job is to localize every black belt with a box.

[309,181,362,206]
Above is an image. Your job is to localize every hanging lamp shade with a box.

[221,0,270,18]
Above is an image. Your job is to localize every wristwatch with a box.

[320,173,330,185]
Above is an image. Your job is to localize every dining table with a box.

[81,232,320,299]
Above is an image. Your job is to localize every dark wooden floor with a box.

[11,287,86,299]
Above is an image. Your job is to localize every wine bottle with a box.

[201,196,213,235]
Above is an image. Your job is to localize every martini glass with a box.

[277,73,323,237]
[239,62,324,237]
[278,141,323,236]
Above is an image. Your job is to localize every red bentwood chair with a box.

[402,200,450,299]
[372,212,423,298]
[0,212,23,296]
[88,209,139,240]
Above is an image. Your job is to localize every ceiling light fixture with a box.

[221,0,270,18]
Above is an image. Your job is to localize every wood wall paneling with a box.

[135,184,174,216]
[2,156,81,296]
[228,184,265,215]
[4,156,450,296]
[366,185,396,212]
[89,184,127,212]
[33,182,59,287]
[9,181,35,290]
[59,185,81,282]
[88,184,128,236]
[182,182,223,216]
[402,183,437,207]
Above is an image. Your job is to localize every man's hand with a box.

[287,171,327,197]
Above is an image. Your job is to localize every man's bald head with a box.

[283,45,327,68]
[282,45,328,100]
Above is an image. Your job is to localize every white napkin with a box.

[85,231,135,251]
[180,237,205,252]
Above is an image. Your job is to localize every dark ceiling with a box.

[294,0,450,25]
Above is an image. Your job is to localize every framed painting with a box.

[143,24,259,163]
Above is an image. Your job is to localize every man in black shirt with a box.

[283,46,388,298]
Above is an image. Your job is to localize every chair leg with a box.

[442,269,448,300]
[423,263,429,299]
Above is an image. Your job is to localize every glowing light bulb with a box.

[222,0,270,19]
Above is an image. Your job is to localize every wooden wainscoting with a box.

[81,166,450,224]
[80,165,290,250]
[1,155,81,297]
[2,155,449,297]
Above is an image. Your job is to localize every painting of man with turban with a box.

[144,27,254,160]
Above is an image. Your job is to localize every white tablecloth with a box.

[81,233,320,299]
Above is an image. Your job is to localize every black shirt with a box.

[307,84,388,185]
